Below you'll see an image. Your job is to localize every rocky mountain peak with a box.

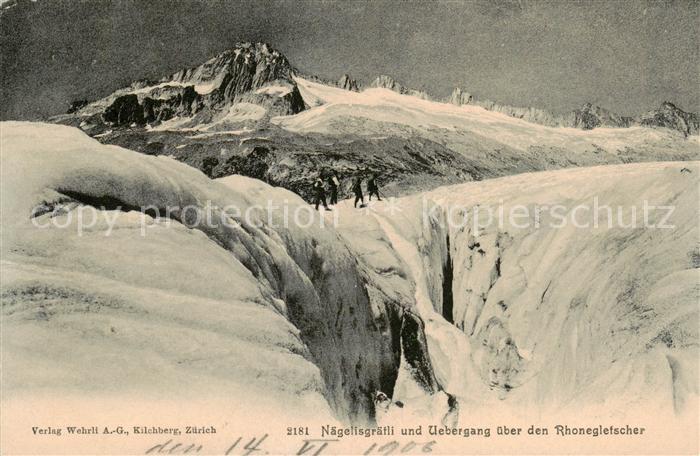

[637,101,699,136]
[68,42,304,128]
[168,41,296,99]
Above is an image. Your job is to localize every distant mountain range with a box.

[52,42,699,200]
[370,75,698,136]
[59,42,698,136]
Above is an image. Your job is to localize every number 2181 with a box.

[287,426,310,436]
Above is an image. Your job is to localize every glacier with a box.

[1,121,698,452]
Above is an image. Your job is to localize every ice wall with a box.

[0,122,433,425]
[341,161,699,420]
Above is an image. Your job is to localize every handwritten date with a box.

[145,435,436,455]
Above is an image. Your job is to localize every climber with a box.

[352,175,365,208]
[367,172,381,201]
[328,171,340,205]
[313,176,329,210]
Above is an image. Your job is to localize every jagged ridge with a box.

[448,87,698,135]
[368,77,698,135]
[74,42,306,127]
[60,42,698,135]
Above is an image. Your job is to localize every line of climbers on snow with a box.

[311,170,383,210]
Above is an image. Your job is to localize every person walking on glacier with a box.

[367,172,381,201]
[328,171,340,206]
[352,175,365,208]
[313,176,330,210]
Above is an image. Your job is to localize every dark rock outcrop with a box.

[637,102,699,137]
[571,102,634,130]
[102,129,486,202]
[103,86,201,126]
[338,74,359,92]
[103,94,144,126]
[67,99,89,114]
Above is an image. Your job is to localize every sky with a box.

[1,0,698,120]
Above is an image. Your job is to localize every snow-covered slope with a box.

[331,161,699,422]
[2,123,698,451]
[0,123,322,416]
[276,77,699,158]
[0,122,416,426]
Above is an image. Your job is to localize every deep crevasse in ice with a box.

[2,122,698,428]
[336,162,699,423]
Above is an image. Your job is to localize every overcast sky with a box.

[1,0,698,120]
